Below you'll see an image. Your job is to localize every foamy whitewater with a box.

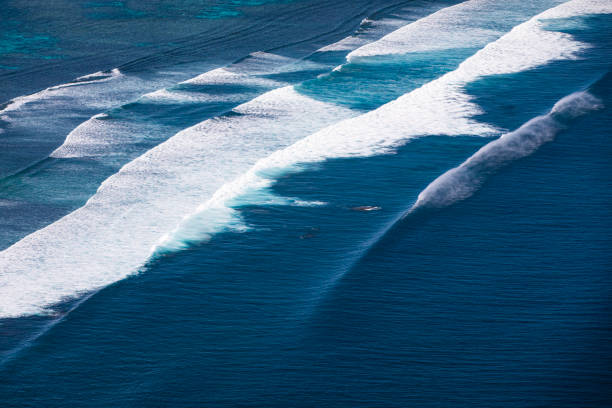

[411,91,604,210]
[0,69,123,119]
[0,0,610,318]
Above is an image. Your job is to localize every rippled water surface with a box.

[0,0,610,406]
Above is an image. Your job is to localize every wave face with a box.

[411,91,603,210]
[0,0,610,320]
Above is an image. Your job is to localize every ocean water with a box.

[0,0,610,406]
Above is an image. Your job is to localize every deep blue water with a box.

[0,0,610,406]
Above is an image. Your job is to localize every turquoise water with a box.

[0,0,610,406]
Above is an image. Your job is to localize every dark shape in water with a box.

[351,205,381,212]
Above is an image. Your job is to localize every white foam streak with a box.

[347,0,510,60]
[141,88,239,104]
[411,91,603,210]
[183,67,280,87]
[49,113,142,159]
[317,16,406,52]
[0,69,122,119]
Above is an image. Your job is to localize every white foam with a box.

[140,88,239,104]
[231,51,325,75]
[49,113,159,159]
[138,64,286,104]
[317,15,407,52]
[345,0,600,61]
[411,91,603,210]
[0,69,122,119]
[348,1,504,60]
[182,67,281,87]
[0,87,354,318]
[49,53,322,160]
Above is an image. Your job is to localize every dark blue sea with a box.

[0,0,611,406]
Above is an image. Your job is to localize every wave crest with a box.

[411,91,603,210]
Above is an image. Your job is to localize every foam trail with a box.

[316,0,456,53]
[0,69,122,119]
[1,0,607,318]
[411,91,603,210]
[346,0,569,61]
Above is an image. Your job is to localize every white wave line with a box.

[0,69,122,118]
[410,91,603,211]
